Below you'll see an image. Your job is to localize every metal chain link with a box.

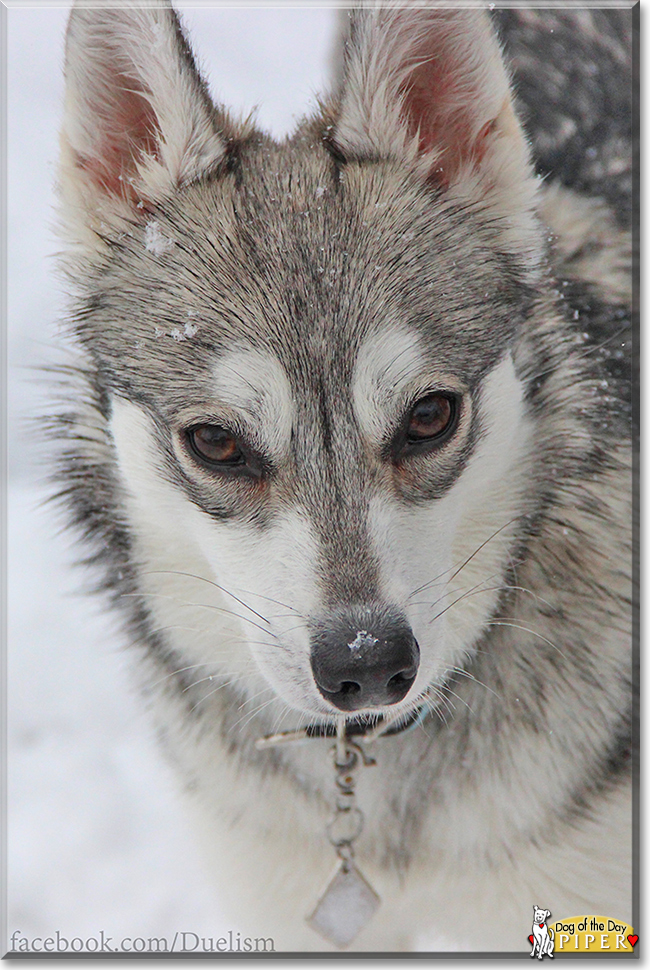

[326,732,376,871]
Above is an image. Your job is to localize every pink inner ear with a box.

[398,40,496,186]
[75,76,161,203]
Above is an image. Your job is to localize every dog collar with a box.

[255,704,429,751]
[309,705,428,739]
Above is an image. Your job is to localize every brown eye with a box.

[407,393,457,443]
[187,425,245,466]
[184,424,268,480]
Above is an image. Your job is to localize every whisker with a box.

[229,588,303,617]
[267,612,305,621]
[410,581,502,610]
[445,665,501,701]
[120,589,275,638]
[501,583,556,611]
[230,693,278,734]
[268,704,295,738]
[149,661,218,691]
[421,687,451,725]
[407,517,521,602]
[183,666,257,692]
[427,576,503,627]
[441,519,520,587]
[237,684,278,711]
[440,683,475,716]
[176,602,275,638]
[485,619,569,661]
[148,624,202,636]
[144,570,306,623]
[238,698,282,734]
[143,569,271,625]
[183,673,226,692]
[275,622,307,638]
[189,674,248,713]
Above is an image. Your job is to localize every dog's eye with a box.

[185,424,264,478]
[406,393,458,444]
[189,425,242,464]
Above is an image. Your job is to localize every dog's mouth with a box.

[256,701,429,751]
[311,706,427,739]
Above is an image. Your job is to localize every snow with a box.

[6,4,334,955]
[144,220,175,257]
[347,631,378,653]
[7,484,230,946]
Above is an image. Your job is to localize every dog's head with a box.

[533,907,551,925]
[58,3,545,726]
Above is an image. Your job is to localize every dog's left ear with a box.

[331,7,538,256]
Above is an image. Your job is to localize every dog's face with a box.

[105,160,535,720]
[59,5,542,723]
[533,908,551,925]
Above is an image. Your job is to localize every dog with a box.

[52,1,634,952]
[530,907,554,960]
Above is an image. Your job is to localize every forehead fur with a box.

[352,326,425,442]
[72,131,531,412]
[211,347,294,456]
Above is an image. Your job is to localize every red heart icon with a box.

[528,935,534,944]
[627,935,638,947]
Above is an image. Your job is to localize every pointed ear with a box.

[59,2,230,238]
[332,7,538,253]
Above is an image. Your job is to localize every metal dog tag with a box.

[307,860,380,949]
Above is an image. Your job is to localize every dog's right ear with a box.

[59,2,229,244]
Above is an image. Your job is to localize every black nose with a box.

[309,605,419,712]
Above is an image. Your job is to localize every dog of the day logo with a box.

[528,908,637,956]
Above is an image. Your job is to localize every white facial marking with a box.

[368,354,532,705]
[184,505,326,713]
[212,347,294,457]
[352,325,427,440]
[110,397,328,718]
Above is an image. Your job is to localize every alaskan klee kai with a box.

[54,2,634,952]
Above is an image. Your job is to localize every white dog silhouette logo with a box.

[530,907,555,959]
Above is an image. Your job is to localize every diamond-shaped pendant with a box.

[307,861,381,949]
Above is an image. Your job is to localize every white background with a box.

[6,3,336,951]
